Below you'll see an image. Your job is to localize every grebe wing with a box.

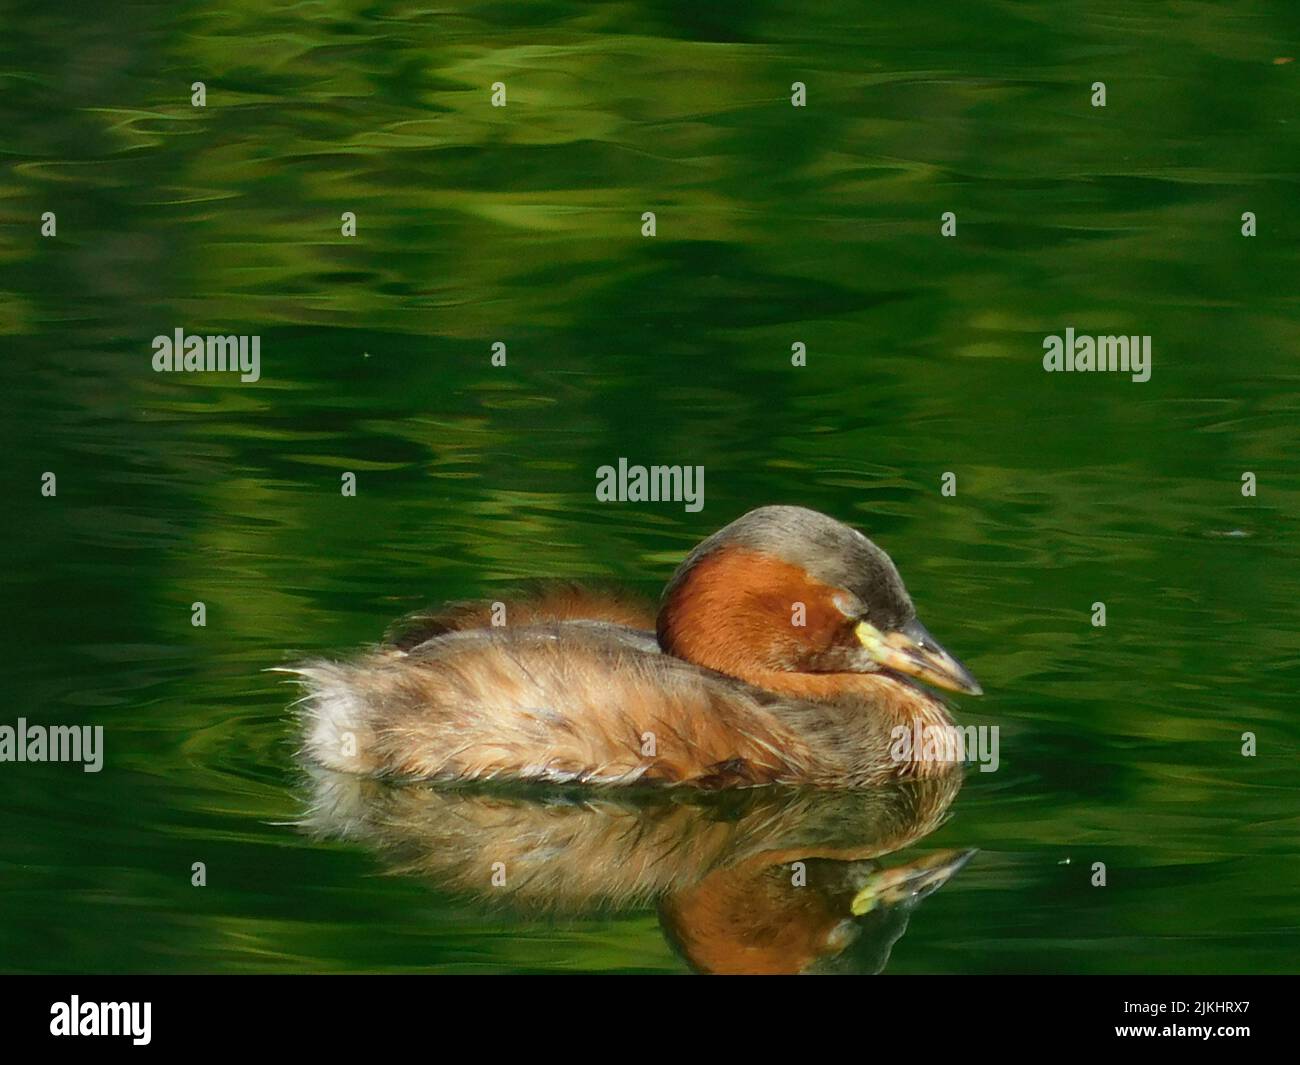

[384,580,656,650]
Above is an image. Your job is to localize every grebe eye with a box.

[830,591,863,619]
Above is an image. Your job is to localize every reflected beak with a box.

[850,849,977,915]
[855,617,982,695]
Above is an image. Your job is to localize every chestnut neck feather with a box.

[658,547,847,682]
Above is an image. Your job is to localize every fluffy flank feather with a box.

[277,659,390,774]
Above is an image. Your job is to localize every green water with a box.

[3,0,1299,974]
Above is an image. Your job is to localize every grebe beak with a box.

[854,617,983,695]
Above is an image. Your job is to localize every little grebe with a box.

[288,505,982,787]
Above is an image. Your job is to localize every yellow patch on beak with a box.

[853,620,888,659]
[849,884,877,916]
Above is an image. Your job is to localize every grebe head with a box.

[657,505,981,696]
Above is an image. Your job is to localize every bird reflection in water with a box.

[300,768,972,974]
